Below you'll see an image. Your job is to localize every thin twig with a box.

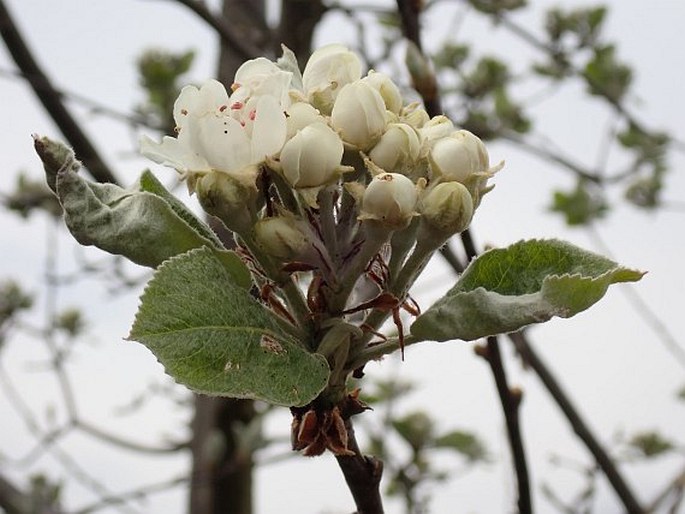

[585,224,685,370]
[394,1,536,508]
[484,335,532,514]
[73,474,188,514]
[76,420,187,455]
[0,67,160,130]
[507,331,644,513]
[462,229,533,513]
[645,464,685,513]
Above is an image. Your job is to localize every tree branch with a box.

[394,1,535,509]
[507,331,644,513]
[393,2,646,510]
[172,0,263,61]
[0,0,119,185]
[645,463,685,513]
[277,0,327,66]
[335,418,385,514]
[483,335,532,514]
[463,229,533,513]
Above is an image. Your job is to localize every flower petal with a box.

[251,95,286,162]
[140,134,210,174]
[195,115,251,172]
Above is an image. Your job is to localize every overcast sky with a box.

[1,1,685,513]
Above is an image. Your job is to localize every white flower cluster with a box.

[141,44,502,252]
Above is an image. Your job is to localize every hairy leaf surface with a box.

[411,239,644,342]
[129,247,329,406]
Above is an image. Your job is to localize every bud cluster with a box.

[140,44,503,427]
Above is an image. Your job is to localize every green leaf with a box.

[392,412,434,451]
[128,247,329,406]
[583,45,632,102]
[138,170,223,247]
[432,430,488,462]
[628,431,674,459]
[46,151,249,285]
[411,239,644,342]
[551,180,608,225]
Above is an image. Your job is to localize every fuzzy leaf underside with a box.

[54,164,250,286]
[411,239,644,342]
[138,170,224,247]
[128,247,329,406]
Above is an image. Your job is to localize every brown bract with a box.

[290,390,369,457]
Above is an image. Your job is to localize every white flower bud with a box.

[360,172,418,228]
[254,217,310,261]
[429,130,489,183]
[303,44,362,114]
[401,102,430,129]
[285,102,324,139]
[280,122,344,188]
[421,182,474,236]
[419,115,456,148]
[331,81,387,151]
[362,71,403,114]
[368,123,421,173]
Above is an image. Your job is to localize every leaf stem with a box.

[348,334,419,370]
[238,234,313,341]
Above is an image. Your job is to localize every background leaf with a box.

[128,247,329,407]
[411,239,644,342]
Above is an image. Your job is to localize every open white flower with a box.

[140,79,286,185]
[302,44,362,113]
[231,57,293,109]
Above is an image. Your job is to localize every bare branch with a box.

[73,474,188,514]
[171,0,263,60]
[335,418,385,514]
[0,0,119,185]
[508,331,645,513]
[646,464,685,513]
[482,335,532,514]
[76,420,188,455]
